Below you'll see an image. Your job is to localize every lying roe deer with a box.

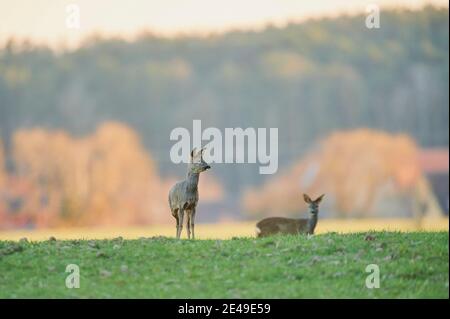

[255,194,325,237]
[169,148,211,239]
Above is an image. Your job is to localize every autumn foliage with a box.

[243,129,424,218]
[0,122,223,229]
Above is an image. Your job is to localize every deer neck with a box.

[307,213,318,234]
[186,171,200,191]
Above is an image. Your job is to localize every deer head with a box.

[303,194,325,215]
[188,147,211,173]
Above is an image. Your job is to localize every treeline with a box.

[0,6,448,200]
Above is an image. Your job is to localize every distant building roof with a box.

[419,148,449,174]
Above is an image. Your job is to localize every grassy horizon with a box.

[0,217,448,241]
[0,232,448,298]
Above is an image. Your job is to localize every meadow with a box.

[0,232,448,298]
[0,219,448,298]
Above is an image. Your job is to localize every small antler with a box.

[190,148,197,159]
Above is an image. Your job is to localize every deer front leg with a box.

[186,210,191,239]
[177,209,184,239]
[190,208,196,240]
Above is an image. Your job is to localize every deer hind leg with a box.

[177,208,185,239]
[255,225,262,238]
[190,208,196,240]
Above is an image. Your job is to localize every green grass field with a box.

[0,232,448,298]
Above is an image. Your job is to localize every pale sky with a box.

[0,0,448,49]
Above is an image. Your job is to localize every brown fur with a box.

[256,217,309,237]
[255,193,324,237]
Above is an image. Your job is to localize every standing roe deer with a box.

[255,194,325,237]
[169,148,211,239]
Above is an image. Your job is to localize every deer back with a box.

[256,217,309,237]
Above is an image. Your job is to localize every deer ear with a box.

[315,194,325,204]
[200,147,206,157]
[303,194,312,204]
[190,148,197,159]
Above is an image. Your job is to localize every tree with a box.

[243,129,434,218]
[9,122,170,227]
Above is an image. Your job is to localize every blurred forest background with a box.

[0,6,448,229]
